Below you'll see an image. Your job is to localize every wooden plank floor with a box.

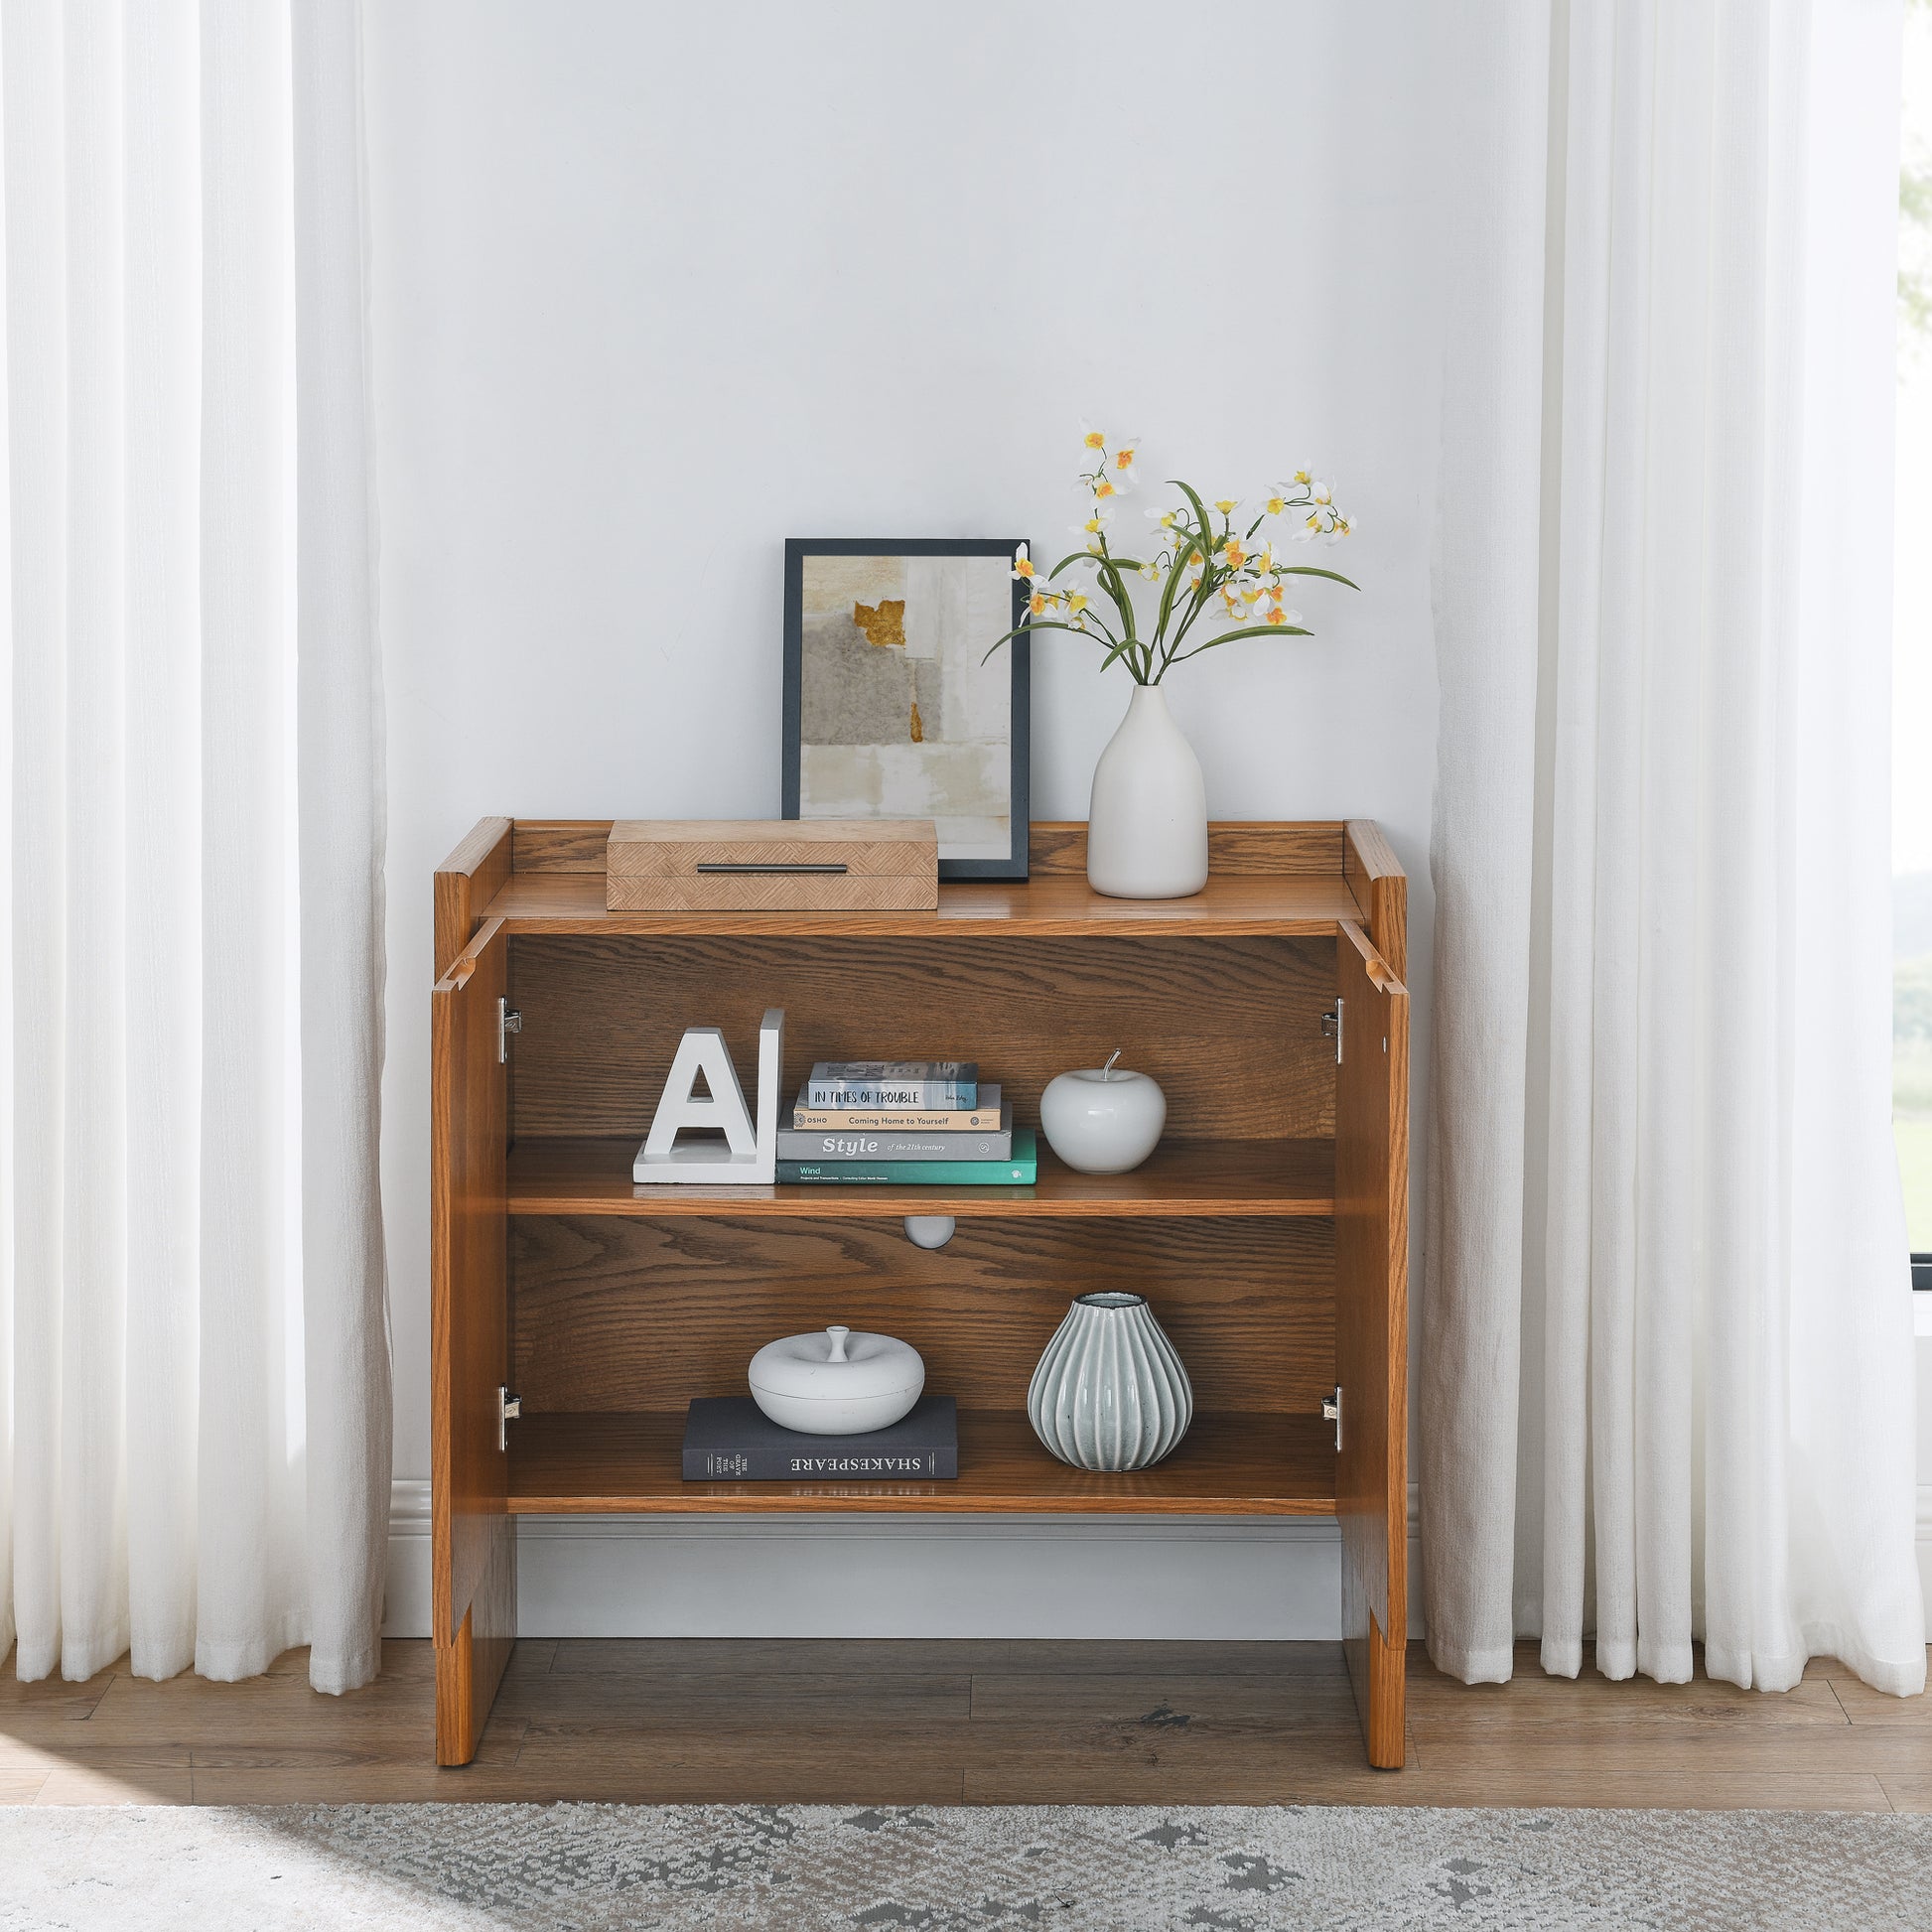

[0,1639,1926,1810]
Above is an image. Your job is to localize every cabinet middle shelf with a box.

[506,1409,1339,1514]
[503,1136,1337,1219]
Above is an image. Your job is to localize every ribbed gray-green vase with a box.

[1027,1291,1192,1472]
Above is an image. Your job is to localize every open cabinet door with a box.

[431,915,515,1765]
[1334,919,1410,1767]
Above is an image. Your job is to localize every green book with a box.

[778,1127,1037,1186]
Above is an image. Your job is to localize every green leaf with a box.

[1194,621,1315,646]
[1090,554,1140,646]
[1160,621,1315,673]
[1170,480,1218,554]
[1152,531,1200,646]
[1275,564,1360,590]
[980,619,1091,663]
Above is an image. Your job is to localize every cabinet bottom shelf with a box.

[506,1410,1337,1515]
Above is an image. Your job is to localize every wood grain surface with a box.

[483,869,1366,937]
[504,1135,1335,1218]
[431,920,516,1763]
[514,821,612,873]
[434,817,513,981]
[1029,820,1346,878]
[505,934,1338,1142]
[1343,820,1407,982]
[504,1410,1338,1514]
[608,818,936,865]
[1332,920,1410,1768]
[424,817,1418,1771]
[511,818,1348,884]
[607,819,937,912]
[6,1639,1922,1807]
[509,1211,1335,1414]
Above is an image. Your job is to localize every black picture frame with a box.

[782,537,1031,881]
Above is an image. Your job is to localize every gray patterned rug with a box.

[3,1801,1928,1929]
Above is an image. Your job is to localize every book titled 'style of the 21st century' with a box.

[805,1060,977,1110]
[778,1127,1037,1186]
[682,1396,958,1480]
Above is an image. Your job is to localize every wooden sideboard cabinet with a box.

[431,819,1410,1770]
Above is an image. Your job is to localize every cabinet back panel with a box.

[507,934,1337,1142]
[510,1213,1335,1415]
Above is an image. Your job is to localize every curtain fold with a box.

[1,0,388,1694]
[1424,0,1926,1697]
[293,0,389,1698]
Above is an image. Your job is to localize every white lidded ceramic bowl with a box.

[748,1325,925,1436]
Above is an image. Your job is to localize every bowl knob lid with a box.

[825,1324,851,1363]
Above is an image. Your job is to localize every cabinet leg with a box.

[435,1525,517,1766]
[1344,1610,1407,1769]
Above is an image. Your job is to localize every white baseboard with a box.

[387,1480,1928,1647]
[384,1478,1427,1643]
[382,1480,435,1640]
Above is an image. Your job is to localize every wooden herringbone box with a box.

[605,818,938,911]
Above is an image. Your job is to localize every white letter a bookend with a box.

[633,1008,784,1183]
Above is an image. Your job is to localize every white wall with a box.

[363,0,1447,1639]
[362,1,1932,1643]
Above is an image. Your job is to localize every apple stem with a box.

[1102,1048,1123,1080]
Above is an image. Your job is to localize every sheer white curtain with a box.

[1423,0,1927,1696]
[0,0,389,1694]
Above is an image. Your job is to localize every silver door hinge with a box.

[1321,1000,1343,1064]
[497,999,522,1063]
[1321,1386,1342,1452]
[497,1386,522,1452]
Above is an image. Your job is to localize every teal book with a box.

[779,1127,1037,1186]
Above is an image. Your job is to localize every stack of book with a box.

[777,1060,1037,1185]
[683,1396,959,1481]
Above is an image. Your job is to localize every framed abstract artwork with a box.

[782,538,1031,880]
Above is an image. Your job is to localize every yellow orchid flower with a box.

[987,432,1357,678]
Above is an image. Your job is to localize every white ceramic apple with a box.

[1038,1051,1167,1174]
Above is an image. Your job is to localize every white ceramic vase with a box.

[1085,684,1209,899]
[1027,1292,1193,1472]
